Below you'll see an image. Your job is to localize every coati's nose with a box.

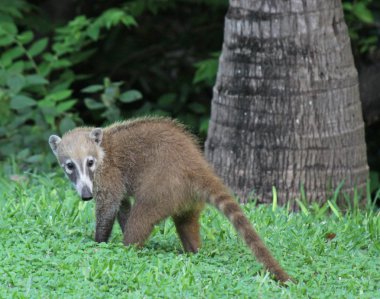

[81,186,93,201]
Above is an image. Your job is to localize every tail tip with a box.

[276,272,296,285]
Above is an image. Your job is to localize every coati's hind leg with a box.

[173,204,204,253]
[123,201,169,247]
[117,199,131,234]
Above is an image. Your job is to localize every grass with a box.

[0,172,379,298]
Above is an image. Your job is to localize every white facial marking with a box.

[64,159,73,174]
[87,156,96,172]
[72,159,93,196]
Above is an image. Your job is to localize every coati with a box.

[49,117,292,282]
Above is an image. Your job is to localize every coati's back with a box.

[101,118,223,194]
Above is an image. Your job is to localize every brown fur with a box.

[50,117,292,282]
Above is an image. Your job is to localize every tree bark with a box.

[205,0,369,207]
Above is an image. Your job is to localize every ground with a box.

[0,173,379,298]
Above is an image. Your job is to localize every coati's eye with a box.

[87,159,94,167]
[66,162,74,170]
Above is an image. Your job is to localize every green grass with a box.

[0,173,379,298]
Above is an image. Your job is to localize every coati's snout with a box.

[48,127,104,201]
[81,185,93,201]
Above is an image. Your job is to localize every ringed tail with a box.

[208,192,292,283]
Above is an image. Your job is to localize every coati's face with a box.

[48,128,104,201]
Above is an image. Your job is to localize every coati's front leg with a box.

[94,190,124,243]
[95,201,119,243]
[94,168,126,243]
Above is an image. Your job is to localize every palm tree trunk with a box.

[205,0,369,207]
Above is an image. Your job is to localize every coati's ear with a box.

[49,135,61,156]
[89,128,103,145]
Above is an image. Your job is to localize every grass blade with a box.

[272,186,277,212]
[327,200,342,219]
[295,198,309,216]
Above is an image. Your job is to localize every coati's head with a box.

[48,128,104,201]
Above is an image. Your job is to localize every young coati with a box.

[49,117,292,282]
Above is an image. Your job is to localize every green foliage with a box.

[0,2,137,168]
[343,0,379,54]
[83,78,143,123]
[0,173,379,297]
[0,0,228,170]
[193,52,219,86]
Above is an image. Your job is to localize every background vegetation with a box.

[0,0,379,174]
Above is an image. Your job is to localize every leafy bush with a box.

[0,0,228,170]
[0,1,137,168]
[83,78,143,123]
[343,0,379,55]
